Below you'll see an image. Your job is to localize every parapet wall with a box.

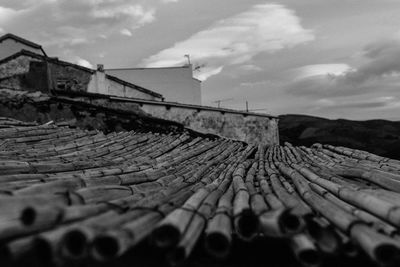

[131,99,279,145]
[84,93,278,145]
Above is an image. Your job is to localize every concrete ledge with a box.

[110,96,278,119]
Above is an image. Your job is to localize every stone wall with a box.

[0,53,92,92]
[0,55,41,79]
[50,62,92,92]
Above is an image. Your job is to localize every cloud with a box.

[120,28,133,36]
[0,6,18,24]
[238,64,263,72]
[315,96,400,110]
[143,3,314,80]
[161,0,179,3]
[345,40,400,84]
[286,39,400,98]
[89,3,155,25]
[74,57,93,69]
[0,0,53,11]
[292,64,352,80]
[240,80,271,87]
[0,0,157,48]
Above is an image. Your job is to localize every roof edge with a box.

[105,65,191,71]
[0,50,95,74]
[0,33,43,50]
[105,74,163,99]
[110,96,278,119]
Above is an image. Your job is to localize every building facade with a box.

[106,65,202,105]
[87,66,163,100]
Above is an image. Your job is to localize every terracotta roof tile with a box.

[0,118,400,266]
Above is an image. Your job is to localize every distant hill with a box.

[279,114,400,160]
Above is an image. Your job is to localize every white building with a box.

[105,65,202,105]
[0,33,46,60]
[87,65,163,101]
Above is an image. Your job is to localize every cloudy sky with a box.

[1,0,400,120]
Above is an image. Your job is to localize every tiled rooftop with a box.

[0,117,400,266]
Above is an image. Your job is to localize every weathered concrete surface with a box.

[0,54,41,79]
[0,89,184,135]
[0,53,92,92]
[0,89,278,144]
[58,92,279,145]
[87,71,161,101]
[138,104,279,145]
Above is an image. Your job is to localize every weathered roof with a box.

[0,118,400,266]
[0,33,47,56]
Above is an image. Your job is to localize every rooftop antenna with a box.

[244,101,268,112]
[213,98,233,108]
[184,54,191,65]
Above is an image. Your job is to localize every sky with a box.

[1,0,400,120]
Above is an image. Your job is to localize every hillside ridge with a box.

[279,114,400,159]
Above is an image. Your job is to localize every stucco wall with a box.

[122,81,158,100]
[87,71,158,100]
[87,71,107,95]
[70,95,278,144]
[0,39,44,60]
[138,104,279,145]
[106,66,201,105]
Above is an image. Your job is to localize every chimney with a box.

[97,64,104,72]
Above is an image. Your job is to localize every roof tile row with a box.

[0,117,400,266]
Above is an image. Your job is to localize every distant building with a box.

[0,50,163,101]
[106,65,202,105]
[0,33,47,60]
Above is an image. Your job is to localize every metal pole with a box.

[184,54,191,65]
